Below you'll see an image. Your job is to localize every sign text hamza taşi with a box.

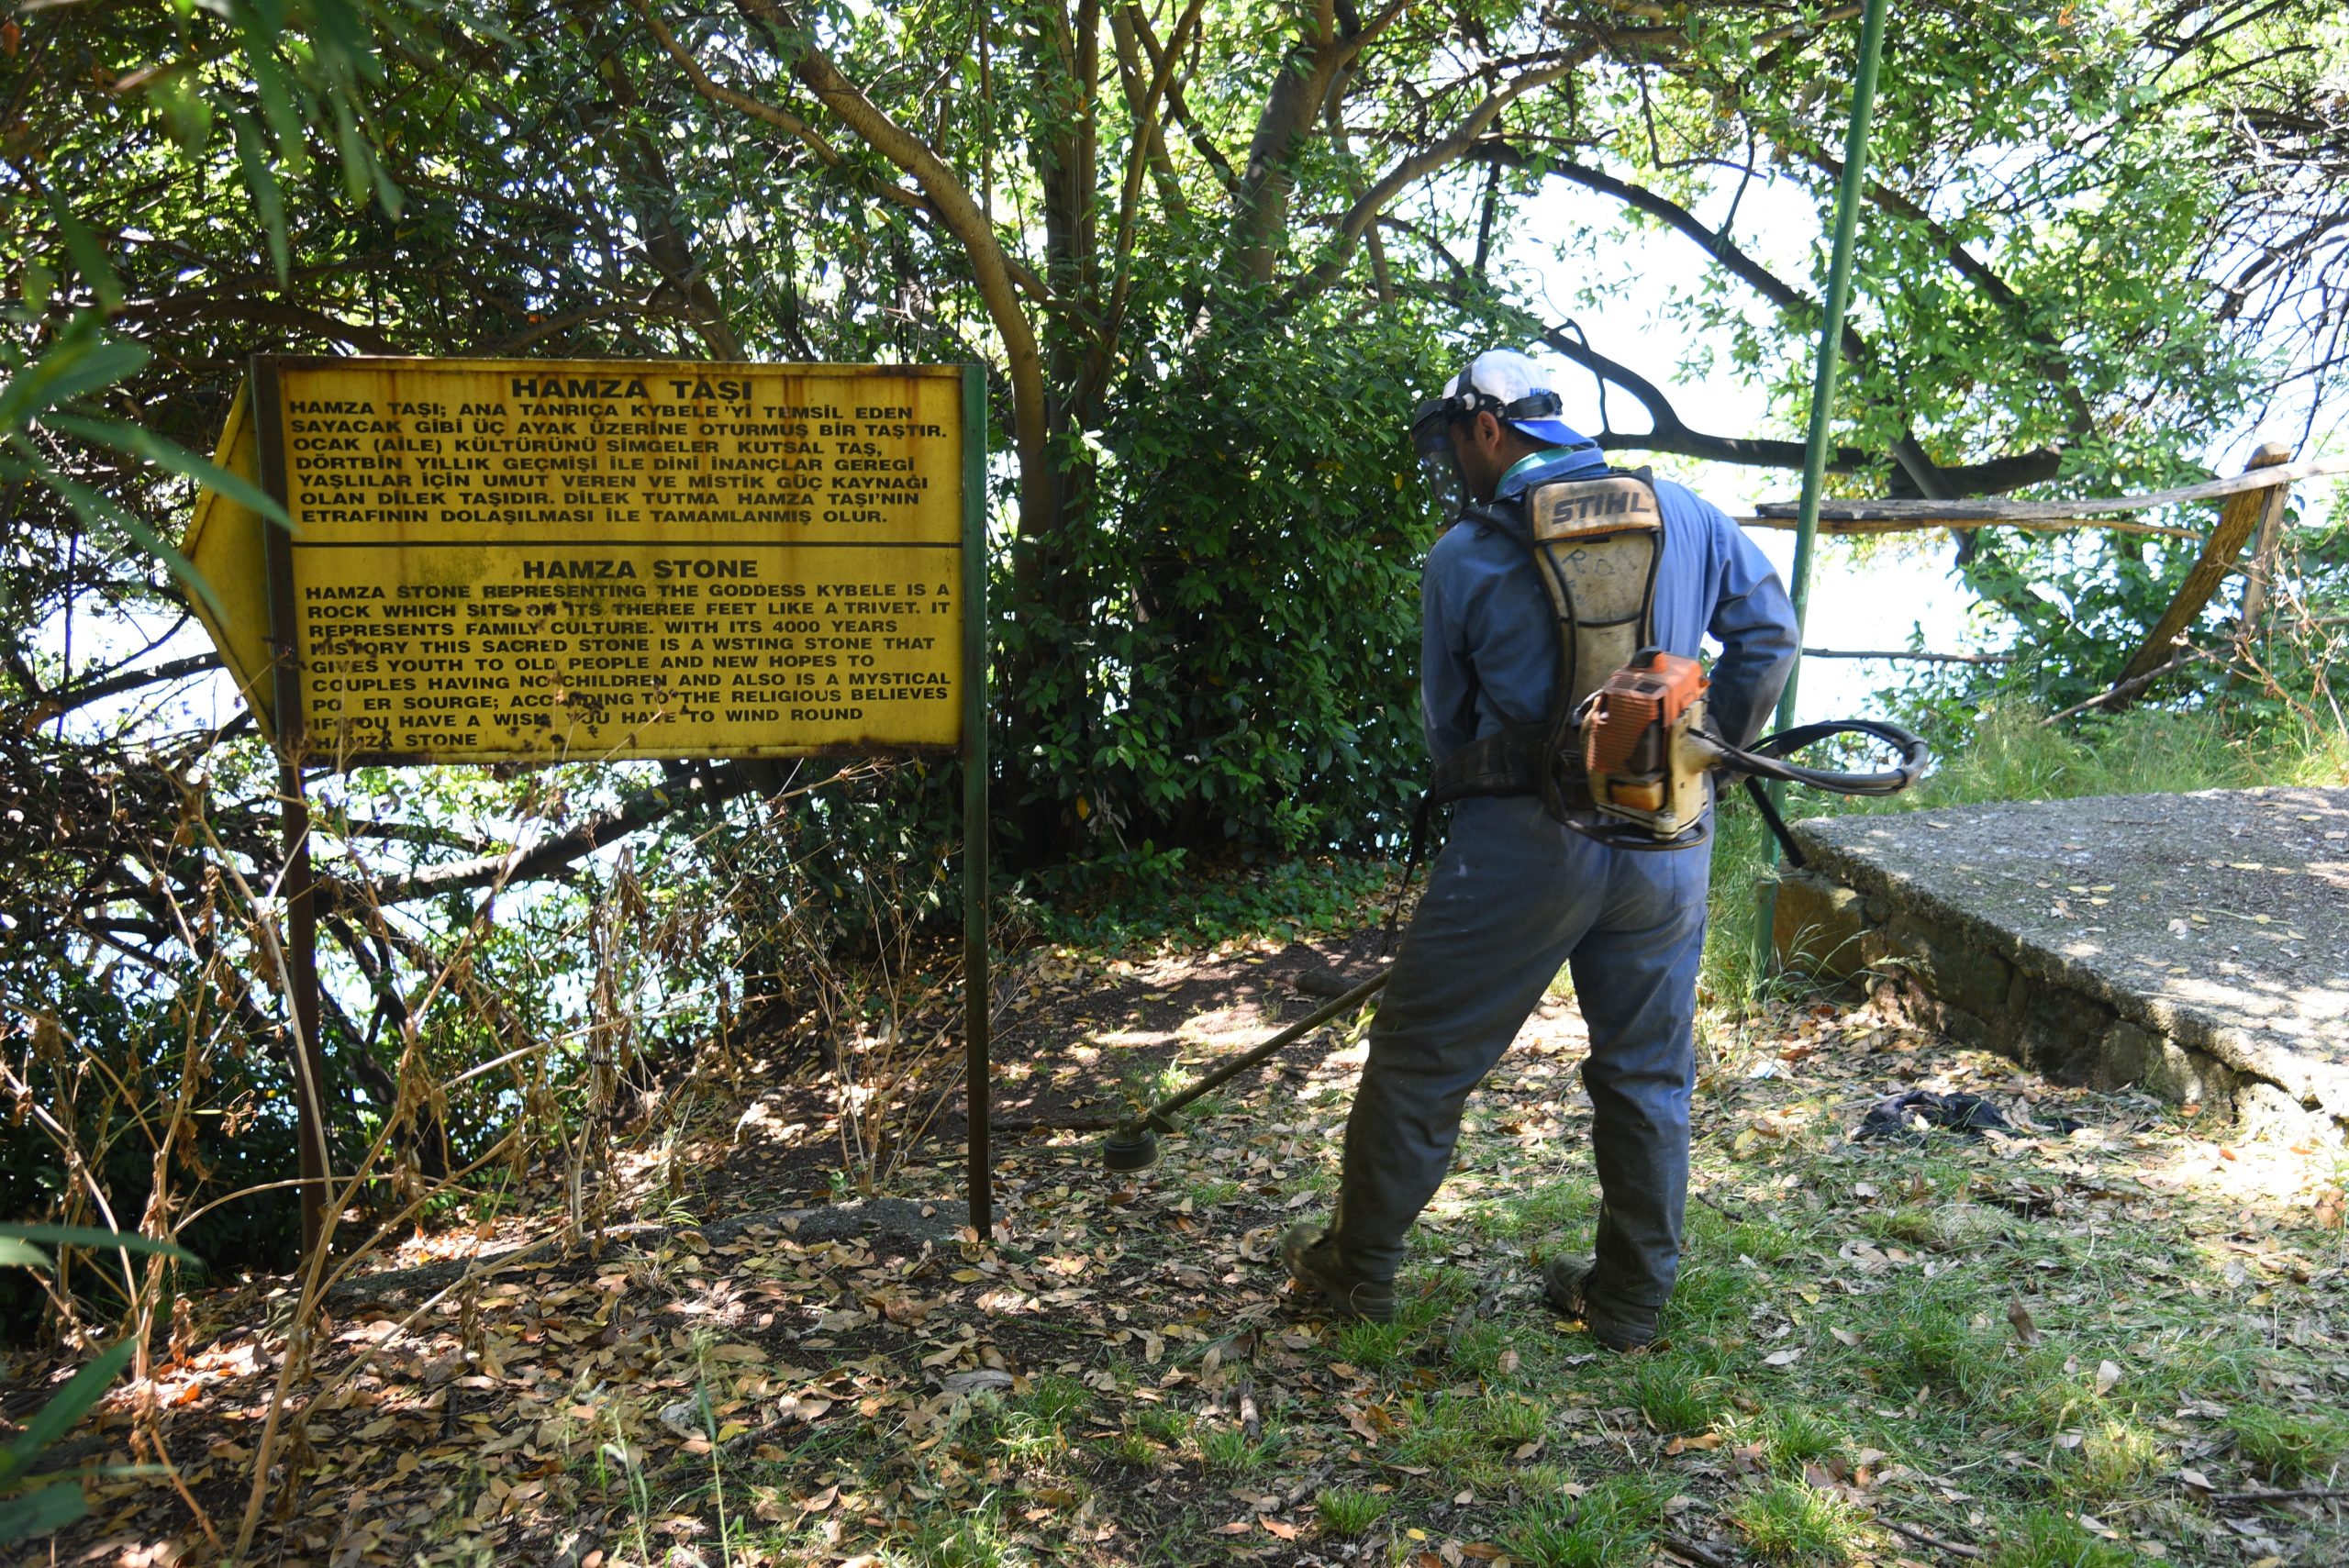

[186,357,974,764]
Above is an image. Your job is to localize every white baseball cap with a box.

[1435,349,1590,448]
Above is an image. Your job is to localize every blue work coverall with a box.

[1330,446,1798,1332]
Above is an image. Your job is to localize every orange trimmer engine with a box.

[1581,649,1719,841]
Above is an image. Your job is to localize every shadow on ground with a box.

[24,923,2346,1567]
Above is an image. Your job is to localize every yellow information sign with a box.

[184,383,278,728]
[197,357,976,763]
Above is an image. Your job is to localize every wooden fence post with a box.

[2111,442,2294,699]
[2234,473,2294,644]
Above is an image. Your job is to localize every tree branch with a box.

[565,0,745,359]
[1087,0,1208,402]
[1107,6,1192,228]
[5,652,223,728]
[1805,146,2094,432]
[112,297,406,354]
[1518,312,1872,471]
[652,0,1052,547]
[630,0,1050,306]
[1460,149,2068,496]
[1288,58,1589,301]
[343,762,762,908]
[1230,4,1409,284]
[1127,6,1239,191]
[1495,146,1870,367]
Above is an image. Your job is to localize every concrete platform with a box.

[1774,786,2348,1143]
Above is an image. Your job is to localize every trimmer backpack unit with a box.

[1408,464,1930,862]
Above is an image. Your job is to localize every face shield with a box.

[1410,395,1464,517]
[1411,376,1576,517]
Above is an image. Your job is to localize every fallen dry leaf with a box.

[2008,1297,2042,1348]
[941,1369,1014,1395]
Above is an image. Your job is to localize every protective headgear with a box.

[1409,349,1594,514]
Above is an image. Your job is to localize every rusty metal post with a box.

[254,355,336,1258]
[277,762,335,1257]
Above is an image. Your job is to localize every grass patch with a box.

[1313,1485,1391,1538]
[1330,1315,1414,1372]
[1186,1176,1242,1207]
[1388,1389,1550,1479]
[1480,1393,1551,1448]
[1875,1298,2005,1404]
[1485,1184,1598,1242]
[2057,1416,2159,1500]
[1757,1405,1847,1473]
[1503,1473,1669,1568]
[1017,1373,1090,1427]
[965,1380,1088,1464]
[1726,1217,1804,1264]
[1446,1318,1517,1377]
[1630,1359,1727,1435]
[2232,1407,2349,1483]
[1198,1420,1283,1474]
[906,1496,1020,1568]
[1100,1429,1155,1467]
[1133,1404,1192,1446]
[1989,1508,2135,1568]
[1866,1200,2013,1252]
[1395,1392,1483,1471]
[1659,1259,1755,1331]
[1733,1479,1863,1565]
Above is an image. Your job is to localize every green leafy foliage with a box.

[1025,850,1396,952]
[0,1224,194,1545]
[999,302,1461,860]
[0,318,288,619]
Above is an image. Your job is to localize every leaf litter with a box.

[19,929,2348,1566]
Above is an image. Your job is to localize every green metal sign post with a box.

[960,365,992,1240]
[1757,0,1893,966]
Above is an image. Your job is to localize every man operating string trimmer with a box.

[1277,350,1807,1351]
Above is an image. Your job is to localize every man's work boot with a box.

[1280,1223,1397,1322]
[1542,1255,1659,1351]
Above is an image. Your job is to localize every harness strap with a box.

[1387,468,1667,943]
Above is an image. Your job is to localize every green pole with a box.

[961,364,992,1239]
[1755,0,1891,971]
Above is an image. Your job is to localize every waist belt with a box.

[1426,718,1595,815]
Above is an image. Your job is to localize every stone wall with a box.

[1772,833,2343,1149]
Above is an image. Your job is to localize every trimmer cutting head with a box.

[1101,1127,1160,1172]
